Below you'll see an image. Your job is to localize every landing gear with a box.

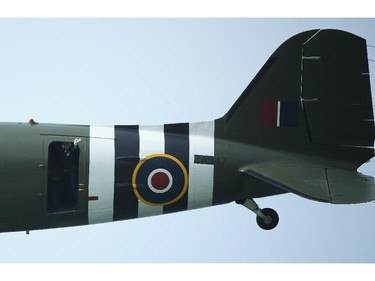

[255,208,279,230]
[236,198,279,230]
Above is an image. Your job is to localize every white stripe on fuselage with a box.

[87,122,215,223]
[138,125,165,217]
[88,126,115,225]
[188,121,215,209]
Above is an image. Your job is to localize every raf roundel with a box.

[132,154,188,206]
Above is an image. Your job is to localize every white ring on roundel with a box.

[147,168,173,194]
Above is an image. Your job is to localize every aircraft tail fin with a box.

[217,29,375,169]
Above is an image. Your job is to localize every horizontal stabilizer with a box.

[242,163,375,204]
[328,169,375,204]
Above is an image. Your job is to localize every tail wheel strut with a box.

[236,198,279,230]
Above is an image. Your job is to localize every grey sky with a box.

[0,19,374,264]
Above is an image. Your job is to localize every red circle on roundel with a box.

[151,172,170,190]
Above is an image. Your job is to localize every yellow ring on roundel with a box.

[132,153,189,206]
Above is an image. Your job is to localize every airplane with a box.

[0,29,374,234]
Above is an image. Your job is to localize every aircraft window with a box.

[47,141,80,212]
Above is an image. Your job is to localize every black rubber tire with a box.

[256,208,279,230]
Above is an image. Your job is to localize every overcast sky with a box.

[0,18,374,273]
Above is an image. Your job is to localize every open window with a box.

[47,141,80,212]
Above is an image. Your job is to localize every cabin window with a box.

[47,141,80,212]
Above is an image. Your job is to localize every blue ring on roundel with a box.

[133,155,188,206]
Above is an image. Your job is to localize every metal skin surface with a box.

[0,29,374,233]
[0,123,90,232]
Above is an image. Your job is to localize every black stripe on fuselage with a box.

[114,125,140,220]
[163,123,189,214]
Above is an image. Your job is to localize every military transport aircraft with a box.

[0,29,374,233]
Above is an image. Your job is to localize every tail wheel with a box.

[256,208,279,230]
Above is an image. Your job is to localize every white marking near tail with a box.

[277,101,281,127]
[188,121,215,209]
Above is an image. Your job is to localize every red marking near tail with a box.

[260,100,277,127]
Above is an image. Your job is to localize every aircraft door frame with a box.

[42,136,88,214]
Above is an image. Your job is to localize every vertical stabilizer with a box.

[216,29,374,169]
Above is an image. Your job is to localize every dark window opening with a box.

[47,141,80,212]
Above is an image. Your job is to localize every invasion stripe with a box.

[113,125,140,220]
[88,126,115,225]
[188,121,215,209]
[138,125,165,217]
[163,123,189,214]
